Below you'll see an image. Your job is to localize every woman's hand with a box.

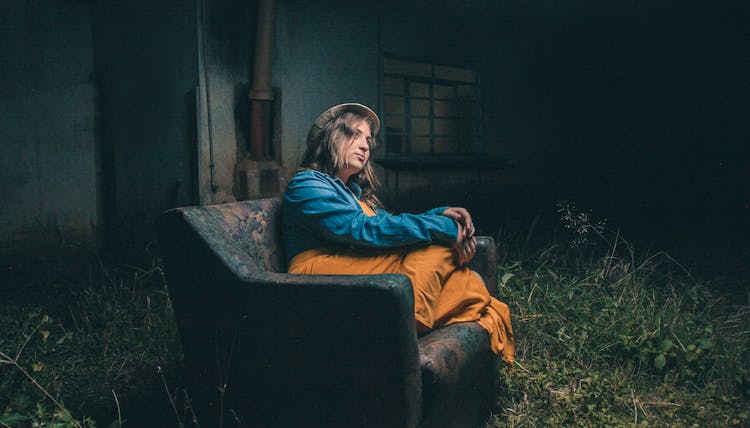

[441,207,475,240]
[452,222,477,266]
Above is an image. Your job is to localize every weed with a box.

[556,201,608,248]
[489,204,750,426]
[0,253,180,426]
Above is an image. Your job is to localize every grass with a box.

[1,205,748,427]
[487,203,750,427]
[0,252,181,427]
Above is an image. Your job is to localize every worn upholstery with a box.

[157,197,500,428]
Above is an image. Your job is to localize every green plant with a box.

[1,254,180,427]
[0,312,95,428]
[488,204,750,426]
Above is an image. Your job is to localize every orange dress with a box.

[288,200,515,365]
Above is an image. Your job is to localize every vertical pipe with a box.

[249,0,276,160]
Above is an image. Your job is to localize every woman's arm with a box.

[285,171,458,249]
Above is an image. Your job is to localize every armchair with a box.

[157,197,501,427]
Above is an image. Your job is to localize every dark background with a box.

[1,0,748,280]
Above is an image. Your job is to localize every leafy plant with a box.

[1,253,180,427]
[488,203,750,426]
[0,312,94,428]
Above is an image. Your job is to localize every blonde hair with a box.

[300,111,382,208]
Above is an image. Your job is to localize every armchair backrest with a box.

[161,197,286,277]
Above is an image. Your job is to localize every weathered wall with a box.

[1,0,258,258]
[273,0,380,184]
[0,1,98,256]
[195,0,254,205]
[92,1,200,252]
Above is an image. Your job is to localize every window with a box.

[382,57,480,154]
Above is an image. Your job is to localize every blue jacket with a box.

[283,169,458,262]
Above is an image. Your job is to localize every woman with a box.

[283,103,514,364]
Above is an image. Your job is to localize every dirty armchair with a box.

[157,197,501,428]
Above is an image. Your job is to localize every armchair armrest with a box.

[468,236,498,298]
[214,273,422,428]
[418,322,499,428]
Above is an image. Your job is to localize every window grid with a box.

[383,59,480,154]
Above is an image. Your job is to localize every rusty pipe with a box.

[249,0,276,160]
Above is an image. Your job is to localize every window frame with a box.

[380,55,482,156]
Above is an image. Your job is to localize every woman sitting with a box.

[283,103,514,365]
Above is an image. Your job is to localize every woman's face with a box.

[337,119,372,181]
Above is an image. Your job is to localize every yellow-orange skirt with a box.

[288,201,514,365]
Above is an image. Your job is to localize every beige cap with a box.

[306,103,380,145]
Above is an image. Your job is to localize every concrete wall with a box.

[196,0,254,205]
[1,0,259,258]
[92,1,200,252]
[0,1,98,256]
[273,0,380,182]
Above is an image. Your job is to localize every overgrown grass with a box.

[488,204,750,427]
[0,254,180,427]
